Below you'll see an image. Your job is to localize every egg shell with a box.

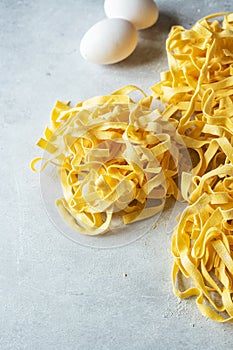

[80,18,138,65]
[104,0,159,30]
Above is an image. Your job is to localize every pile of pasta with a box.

[31,12,233,321]
[172,164,233,322]
[151,12,233,322]
[31,86,184,235]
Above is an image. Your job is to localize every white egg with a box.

[104,0,159,30]
[80,18,138,65]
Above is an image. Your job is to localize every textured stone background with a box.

[1,0,233,349]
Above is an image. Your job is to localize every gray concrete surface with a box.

[1,0,233,349]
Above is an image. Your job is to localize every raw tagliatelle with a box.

[31,86,183,235]
[151,12,233,177]
[172,164,233,322]
[152,12,233,322]
[31,12,233,322]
